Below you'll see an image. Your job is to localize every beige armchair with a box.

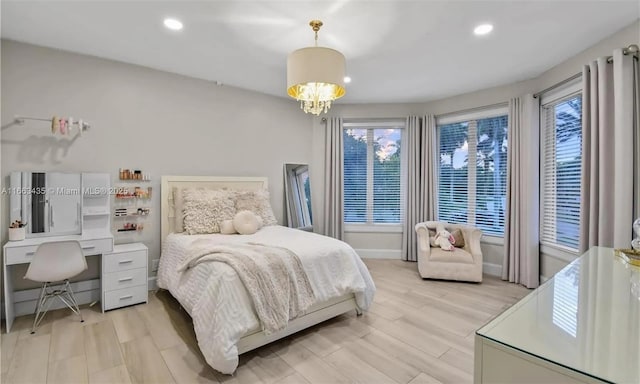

[415,221,483,282]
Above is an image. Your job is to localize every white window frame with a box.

[436,105,509,243]
[343,120,406,233]
[539,79,583,261]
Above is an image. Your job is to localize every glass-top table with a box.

[475,247,640,384]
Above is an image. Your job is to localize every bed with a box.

[158,176,376,374]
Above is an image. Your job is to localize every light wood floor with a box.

[1,260,530,384]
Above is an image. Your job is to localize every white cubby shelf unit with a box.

[82,173,111,236]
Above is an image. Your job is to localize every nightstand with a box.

[102,243,148,311]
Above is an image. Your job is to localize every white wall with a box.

[1,18,638,290]
[1,40,313,289]
[312,20,640,280]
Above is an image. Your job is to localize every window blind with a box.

[344,129,368,223]
[541,94,582,250]
[438,122,470,225]
[437,113,508,236]
[475,116,508,236]
[344,127,403,224]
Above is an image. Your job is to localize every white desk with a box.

[3,232,113,332]
[475,247,640,383]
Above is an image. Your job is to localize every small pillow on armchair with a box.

[451,229,466,248]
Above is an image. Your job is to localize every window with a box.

[541,91,582,251]
[437,110,508,237]
[343,123,404,226]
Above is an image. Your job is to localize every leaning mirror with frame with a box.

[283,164,313,231]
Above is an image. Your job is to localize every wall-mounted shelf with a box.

[119,169,150,181]
[113,171,151,237]
[115,187,151,200]
[116,223,144,232]
[114,207,150,218]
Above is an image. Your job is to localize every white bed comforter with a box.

[157,226,376,374]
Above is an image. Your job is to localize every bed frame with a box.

[160,175,360,355]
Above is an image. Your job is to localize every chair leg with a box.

[31,280,85,334]
[64,280,84,323]
[31,282,48,334]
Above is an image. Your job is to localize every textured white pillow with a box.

[220,219,237,235]
[183,189,235,234]
[233,210,261,235]
[172,187,185,233]
[235,189,277,226]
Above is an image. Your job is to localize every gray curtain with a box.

[402,115,437,262]
[503,96,540,288]
[323,117,344,240]
[580,50,637,251]
[635,57,640,222]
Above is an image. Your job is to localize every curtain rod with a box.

[321,117,406,124]
[535,44,639,98]
[533,73,582,99]
[606,43,639,63]
[435,101,508,120]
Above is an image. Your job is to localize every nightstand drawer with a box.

[103,267,146,291]
[103,285,147,311]
[103,250,146,273]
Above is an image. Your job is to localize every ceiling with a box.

[2,1,639,103]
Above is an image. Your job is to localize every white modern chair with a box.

[24,240,87,333]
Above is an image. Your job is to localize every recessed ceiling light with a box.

[164,18,183,31]
[344,76,352,84]
[474,23,493,36]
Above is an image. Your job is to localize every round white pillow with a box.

[219,219,237,235]
[233,210,261,235]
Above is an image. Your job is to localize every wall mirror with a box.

[284,163,313,231]
[10,171,82,237]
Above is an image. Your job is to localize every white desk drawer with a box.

[4,238,113,266]
[103,285,147,311]
[103,250,147,273]
[5,245,38,265]
[79,238,113,256]
[103,267,147,291]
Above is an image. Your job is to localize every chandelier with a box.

[287,20,346,115]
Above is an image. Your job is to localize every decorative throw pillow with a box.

[234,189,278,226]
[451,229,466,248]
[220,219,237,235]
[233,210,261,235]
[172,187,185,233]
[182,189,236,234]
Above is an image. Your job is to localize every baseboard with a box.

[13,279,101,317]
[540,275,550,283]
[148,276,158,291]
[483,262,503,277]
[354,249,402,259]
